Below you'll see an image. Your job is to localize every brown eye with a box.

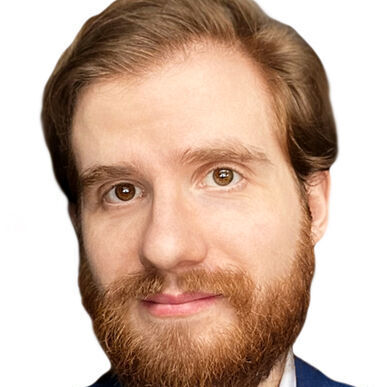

[115,184,136,201]
[202,167,242,189]
[105,183,139,203]
[212,168,234,186]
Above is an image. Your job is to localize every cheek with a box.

[200,191,303,283]
[81,212,144,286]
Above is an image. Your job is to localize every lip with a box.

[141,292,221,317]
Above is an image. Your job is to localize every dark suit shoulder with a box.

[86,371,120,387]
[295,356,355,387]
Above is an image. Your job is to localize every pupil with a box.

[115,184,135,200]
[214,168,233,186]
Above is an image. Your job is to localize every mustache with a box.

[98,267,256,311]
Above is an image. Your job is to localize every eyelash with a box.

[101,165,246,205]
[102,181,144,205]
[199,164,245,192]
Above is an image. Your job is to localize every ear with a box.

[306,171,331,245]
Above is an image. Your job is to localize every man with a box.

[41,0,354,386]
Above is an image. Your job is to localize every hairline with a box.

[70,39,295,197]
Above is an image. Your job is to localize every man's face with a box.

[72,45,314,386]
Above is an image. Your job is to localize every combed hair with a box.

[42,0,337,204]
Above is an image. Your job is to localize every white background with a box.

[1,1,386,386]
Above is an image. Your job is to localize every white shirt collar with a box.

[279,349,296,387]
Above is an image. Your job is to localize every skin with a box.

[71,44,330,386]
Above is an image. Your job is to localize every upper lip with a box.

[143,293,219,304]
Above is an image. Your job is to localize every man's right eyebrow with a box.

[79,164,143,189]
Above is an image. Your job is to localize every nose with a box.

[138,185,207,273]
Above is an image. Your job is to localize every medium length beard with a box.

[79,219,314,387]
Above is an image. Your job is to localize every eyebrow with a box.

[79,141,272,190]
[178,141,271,166]
[80,163,144,190]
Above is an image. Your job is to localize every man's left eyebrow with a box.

[178,142,272,166]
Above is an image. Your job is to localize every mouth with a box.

[140,292,222,317]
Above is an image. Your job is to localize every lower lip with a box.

[141,295,221,317]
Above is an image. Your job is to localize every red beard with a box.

[79,217,314,386]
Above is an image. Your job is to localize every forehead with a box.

[72,45,281,172]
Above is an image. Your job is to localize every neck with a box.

[257,351,289,387]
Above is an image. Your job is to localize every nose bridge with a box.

[151,186,185,240]
[139,180,206,271]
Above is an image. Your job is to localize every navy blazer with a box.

[88,356,354,386]
[294,357,354,387]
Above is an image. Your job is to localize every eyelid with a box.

[102,181,144,205]
[198,163,246,190]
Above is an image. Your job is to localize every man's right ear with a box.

[68,202,80,236]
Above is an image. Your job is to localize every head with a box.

[42,0,337,386]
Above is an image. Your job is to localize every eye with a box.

[203,167,242,188]
[105,183,141,203]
